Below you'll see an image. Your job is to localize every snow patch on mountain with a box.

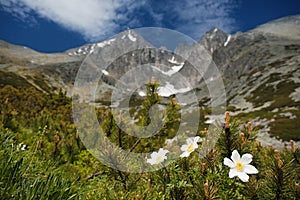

[158,82,191,97]
[168,56,181,64]
[68,38,116,56]
[152,63,184,76]
[224,35,231,47]
[128,31,137,42]
[290,87,300,102]
[97,38,116,48]
[102,70,109,75]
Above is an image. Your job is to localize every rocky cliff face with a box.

[199,15,300,146]
[1,15,299,147]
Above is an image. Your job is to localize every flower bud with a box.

[201,128,208,136]
[291,140,295,153]
[171,98,177,105]
[240,132,245,143]
[70,133,73,147]
[54,131,60,144]
[202,162,207,174]
[151,76,156,85]
[247,122,252,135]
[76,130,79,140]
[295,182,299,190]
[274,149,283,167]
[225,111,230,127]
[204,181,209,196]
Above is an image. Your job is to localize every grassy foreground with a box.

[0,84,300,199]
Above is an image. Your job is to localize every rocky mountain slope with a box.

[199,15,300,146]
[0,15,299,148]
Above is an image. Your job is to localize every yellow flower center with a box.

[235,161,244,171]
[187,144,195,153]
[155,156,163,163]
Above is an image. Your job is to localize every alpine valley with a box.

[1,15,300,149]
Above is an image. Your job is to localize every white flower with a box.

[147,148,169,165]
[165,136,179,144]
[180,136,201,158]
[21,144,26,151]
[17,143,26,151]
[223,150,258,182]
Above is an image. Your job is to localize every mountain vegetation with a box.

[0,81,299,199]
[0,15,300,199]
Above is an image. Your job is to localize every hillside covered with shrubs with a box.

[0,82,300,199]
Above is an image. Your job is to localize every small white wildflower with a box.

[21,144,26,151]
[165,136,178,144]
[223,150,258,182]
[16,143,26,151]
[147,148,169,165]
[180,136,202,158]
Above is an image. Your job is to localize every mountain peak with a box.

[199,27,229,53]
[66,29,149,57]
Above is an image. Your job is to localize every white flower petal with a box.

[231,150,241,163]
[158,148,169,155]
[192,143,198,150]
[147,158,156,165]
[180,152,190,158]
[147,148,169,165]
[244,164,258,174]
[150,152,158,159]
[241,153,253,164]
[237,172,249,182]
[194,136,201,143]
[229,169,238,178]
[180,137,200,158]
[165,139,173,144]
[186,137,194,144]
[224,158,235,168]
[180,144,188,151]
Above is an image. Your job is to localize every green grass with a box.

[0,70,32,88]
[269,109,300,141]
[236,108,300,141]
[31,74,53,92]
[1,84,300,199]
[245,73,300,109]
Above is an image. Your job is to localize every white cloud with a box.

[0,0,37,24]
[0,0,137,41]
[142,0,239,40]
[0,0,239,42]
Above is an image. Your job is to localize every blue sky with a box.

[0,0,299,53]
